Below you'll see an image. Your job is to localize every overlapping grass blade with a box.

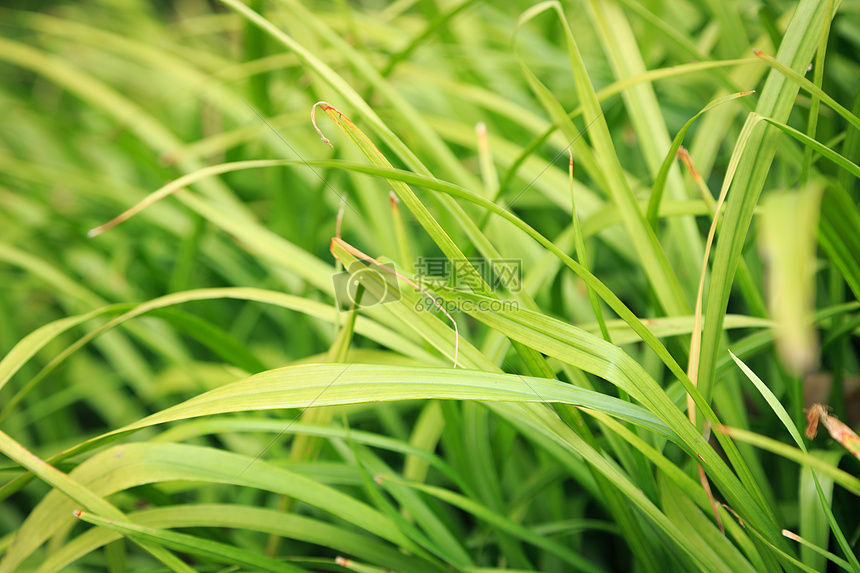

[73,510,306,573]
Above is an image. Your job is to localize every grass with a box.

[1,0,859,571]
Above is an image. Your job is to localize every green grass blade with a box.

[697,0,834,409]
[0,431,194,573]
[646,91,754,228]
[730,352,860,572]
[73,510,306,573]
[520,1,689,317]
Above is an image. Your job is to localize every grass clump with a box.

[1,0,859,571]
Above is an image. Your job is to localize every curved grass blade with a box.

[0,305,130,395]
[518,1,689,317]
[782,528,852,572]
[8,441,429,569]
[0,431,194,573]
[715,425,860,497]
[311,101,560,378]
[0,287,438,425]
[751,113,860,179]
[376,474,605,573]
[72,510,306,573]
[752,48,860,133]
[646,91,755,229]
[731,352,859,573]
[697,0,835,420]
[40,504,441,573]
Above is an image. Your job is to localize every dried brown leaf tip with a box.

[677,147,701,182]
[805,403,826,439]
[311,101,334,147]
[805,403,860,461]
[721,503,744,527]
